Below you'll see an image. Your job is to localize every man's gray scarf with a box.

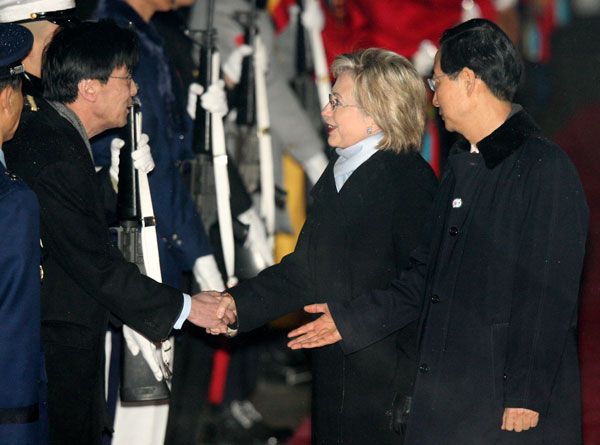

[49,101,95,163]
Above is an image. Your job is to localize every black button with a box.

[430,294,440,304]
[449,226,459,236]
[419,363,430,374]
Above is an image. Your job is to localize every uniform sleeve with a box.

[229,214,316,332]
[503,149,588,413]
[35,161,183,342]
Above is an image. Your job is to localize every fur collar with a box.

[452,107,540,169]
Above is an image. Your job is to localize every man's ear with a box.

[77,79,100,102]
[460,67,478,95]
[0,85,13,112]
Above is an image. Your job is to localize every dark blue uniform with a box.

[0,22,47,445]
[0,160,48,444]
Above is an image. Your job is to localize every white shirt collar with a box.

[0,149,5,168]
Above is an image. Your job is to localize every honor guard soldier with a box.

[0,23,48,445]
[0,0,76,97]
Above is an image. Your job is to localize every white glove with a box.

[303,152,328,185]
[193,254,225,291]
[132,133,155,173]
[238,207,274,271]
[223,44,253,85]
[108,134,155,183]
[201,80,229,116]
[412,40,438,77]
[187,82,205,120]
[109,137,125,183]
[301,0,325,32]
[461,0,482,22]
[122,325,163,382]
[254,36,269,75]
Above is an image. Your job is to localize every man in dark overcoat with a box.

[3,19,232,445]
[287,19,589,445]
[0,23,48,445]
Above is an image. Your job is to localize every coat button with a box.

[419,363,430,374]
[449,226,459,236]
[430,294,440,304]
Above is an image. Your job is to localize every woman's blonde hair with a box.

[331,48,427,153]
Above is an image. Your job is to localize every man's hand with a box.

[193,254,225,292]
[237,207,274,270]
[201,80,229,117]
[187,291,236,332]
[109,137,125,183]
[501,408,540,432]
[223,44,253,85]
[108,134,155,184]
[287,303,342,349]
[206,292,238,337]
[186,82,204,119]
[301,0,325,32]
[132,133,155,173]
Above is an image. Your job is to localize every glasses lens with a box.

[427,78,435,92]
[328,93,336,109]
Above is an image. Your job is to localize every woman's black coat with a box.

[230,149,437,445]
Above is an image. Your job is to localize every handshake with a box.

[186,291,239,337]
[186,292,344,350]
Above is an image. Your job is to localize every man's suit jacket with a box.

[4,95,183,445]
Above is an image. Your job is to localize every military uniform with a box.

[0,22,47,445]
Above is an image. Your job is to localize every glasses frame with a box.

[326,93,361,111]
[110,74,133,81]
[427,73,449,92]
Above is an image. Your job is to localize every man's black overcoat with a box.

[229,149,438,445]
[331,109,589,444]
[4,96,183,445]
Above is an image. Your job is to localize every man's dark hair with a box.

[42,20,139,103]
[439,18,522,101]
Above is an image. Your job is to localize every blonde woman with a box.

[214,48,437,445]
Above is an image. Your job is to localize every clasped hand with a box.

[186,291,237,335]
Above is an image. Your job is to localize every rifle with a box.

[232,2,275,248]
[116,99,171,402]
[189,0,238,286]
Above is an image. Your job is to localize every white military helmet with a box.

[0,0,75,24]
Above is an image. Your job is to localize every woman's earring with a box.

[367,126,373,135]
